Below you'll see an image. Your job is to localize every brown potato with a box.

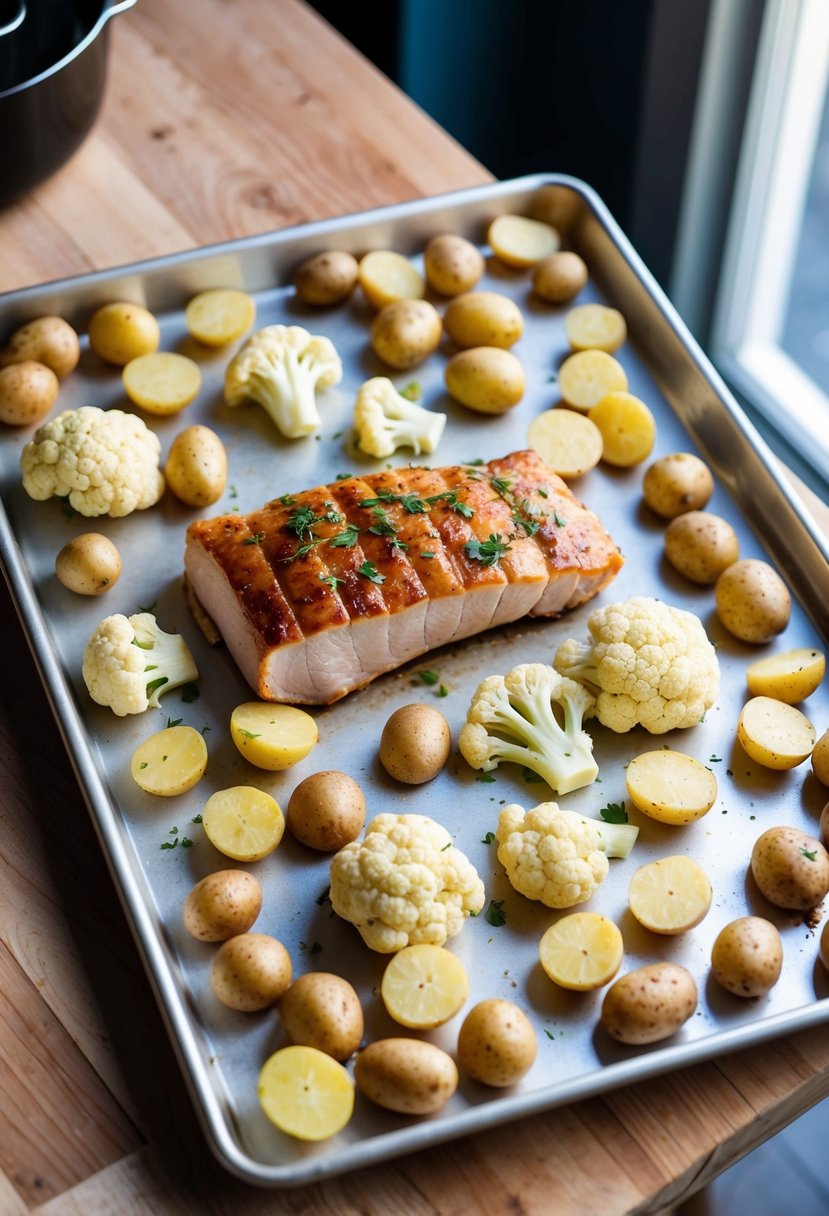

[87,301,160,366]
[371,299,442,370]
[642,452,714,519]
[820,801,829,848]
[55,533,122,595]
[379,703,451,784]
[750,826,829,910]
[710,917,783,998]
[165,424,228,507]
[211,933,292,1011]
[354,1038,458,1114]
[183,870,263,942]
[279,972,364,1060]
[812,730,829,786]
[715,559,791,644]
[532,252,588,304]
[0,315,80,378]
[600,962,697,1045]
[0,361,58,426]
[457,999,537,1087]
[443,291,523,350]
[423,234,484,297]
[286,770,365,851]
[820,920,829,971]
[664,511,739,584]
[293,250,359,306]
[444,346,525,414]
[528,184,582,232]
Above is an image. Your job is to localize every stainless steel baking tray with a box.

[2,174,829,1188]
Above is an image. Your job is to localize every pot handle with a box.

[0,0,25,38]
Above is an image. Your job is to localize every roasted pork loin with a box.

[184,450,623,704]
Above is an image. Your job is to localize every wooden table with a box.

[2,3,828,1213]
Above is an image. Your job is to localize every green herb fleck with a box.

[166,716,182,729]
[146,676,169,697]
[191,813,203,824]
[279,494,296,506]
[438,684,449,698]
[801,847,818,861]
[553,511,567,527]
[399,381,421,401]
[181,837,193,848]
[485,899,507,927]
[319,573,345,591]
[441,841,452,851]
[420,551,435,559]
[331,431,343,440]
[466,458,484,466]
[358,560,385,584]
[160,839,177,850]
[137,600,157,614]
[335,471,353,481]
[544,1029,555,1040]
[243,531,265,546]
[328,523,361,548]
[464,533,510,567]
[476,772,496,784]
[522,767,544,784]
[538,488,549,499]
[419,669,440,685]
[240,729,261,740]
[481,831,496,844]
[600,801,629,824]
[181,683,200,703]
[286,506,320,538]
[709,755,722,763]
[200,724,211,736]
[139,761,149,770]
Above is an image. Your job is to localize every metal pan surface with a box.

[1,174,828,1187]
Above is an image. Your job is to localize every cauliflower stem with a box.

[459,663,599,796]
[224,324,342,439]
[354,377,447,459]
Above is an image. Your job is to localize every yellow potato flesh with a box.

[122,352,201,415]
[488,214,559,268]
[258,1046,354,1141]
[628,856,712,935]
[588,391,656,467]
[359,251,424,309]
[381,945,468,1029]
[539,912,623,991]
[565,304,626,353]
[557,349,627,410]
[746,648,826,704]
[230,702,318,770]
[185,289,256,346]
[625,750,717,824]
[202,785,285,861]
[130,725,208,796]
[737,697,816,770]
[527,407,603,479]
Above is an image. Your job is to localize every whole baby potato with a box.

[286,770,365,851]
[354,1038,458,1114]
[0,361,59,426]
[664,511,739,584]
[642,452,714,519]
[821,801,829,848]
[715,558,791,644]
[371,298,442,370]
[531,251,588,304]
[165,424,228,507]
[293,250,359,306]
[87,301,160,366]
[710,917,783,998]
[423,233,484,296]
[279,972,364,1060]
[1,315,80,378]
[443,291,524,350]
[55,532,122,595]
[750,826,829,911]
[600,962,697,1045]
[379,703,451,784]
[457,999,537,1087]
[529,184,582,232]
[183,869,263,942]
[211,933,292,1011]
[445,346,525,414]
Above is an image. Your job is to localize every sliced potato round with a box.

[202,786,285,861]
[488,214,559,268]
[130,725,208,796]
[532,252,588,304]
[625,750,717,825]
[664,511,739,584]
[628,855,712,935]
[539,912,623,991]
[565,303,626,353]
[588,391,656,466]
[230,702,318,770]
[381,944,468,1029]
[746,648,825,704]
[122,351,201,415]
[185,288,256,346]
[359,251,424,309]
[737,697,816,770]
[527,407,603,479]
[258,1046,354,1141]
[557,349,627,411]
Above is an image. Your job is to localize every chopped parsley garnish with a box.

[553,511,567,528]
[160,839,177,850]
[476,772,496,783]
[419,669,440,685]
[181,837,193,848]
[166,716,182,729]
[139,761,149,770]
[465,458,484,466]
[278,494,296,506]
[600,801,629,824]
[335,471,353,481]
[420,551,435,559]
[137,600,157,614]
[538,488,549,499]
[709,755,722,763]
[328,523,361,548]
[441,841,452,851]
[399,381,421,401]
[438,684,449,697]
[358,560,385,584]
[191,813,203,824]
[240,729,261,739]
[180,683,200,703]
[512,509,541,536]
[544,1029,555,1040]
[485,899,507,927]
[801,847,818,861]
[243,531,265,546]
[464,533,511,567]
[491,477,513,496]
[319,573,345,591]
[286,506,323,538]
[481,831,496,844]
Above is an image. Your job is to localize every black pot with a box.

[0,0,136,208]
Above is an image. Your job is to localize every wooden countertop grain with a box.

[1,2,828,1213]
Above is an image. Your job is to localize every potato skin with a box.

[0,361,59,426]
[354,1038,458,1113]
[457,999,537,1087]
[211,933,292,1011]
[55,533,122,595]
[1,315,80,379]
[664,511,739,585]
[715,559,791,644]
[279,972,364,1060]
[423,234,484,297]
[183,870,263,942]
[710,917,783,998]
[532,252,588,304]
[379,704,451,784]
[812,731,829,786]
[444,346,525,414]
[371,299,442,370]
[820,920,829,971]
[87,302,160,366]
[642,453,714,519]
[443,291,523,350]
[293,250,359,306]
[165,424,228,507]
[750,826,829,911]
[286,770,365,851]
[600,962,697,1045]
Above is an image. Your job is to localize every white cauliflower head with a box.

[554,596,719,733]
[329,813,485,952]
[82,612,199,717]
[495,802,610,909]
[354,376,446,459]
[20,406,164,517]
[224,324,342,439]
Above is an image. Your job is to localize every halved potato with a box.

[557,349,627,411]
[185,288,256,346]
[527,407,603,479]
[565,304,626,353]
[588,391,655,466]
[122,351,201,415]
[488,214,559,268]
[539,912,623,991]
[746,648,825,704]
[628,856,712,935]
[230,702,318,770]
[359,251,424,309]
[626,750,717,825]
[737,696,816,770]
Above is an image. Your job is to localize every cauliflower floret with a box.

[329,813,485,952]
[495,801,635,910]
[20,406,164,517]
[354,376,446,459]
[554,596,719,733]
[82,612,199,717]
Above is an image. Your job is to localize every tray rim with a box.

[2,171,828,1188]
